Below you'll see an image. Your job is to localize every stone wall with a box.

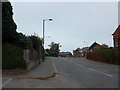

[23,49,43,70]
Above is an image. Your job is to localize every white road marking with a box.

[114,69,118,71]
[62,59,85,68]
[62,58,114,78]
[91,64,118,71]
[0,78,2,90]
[80,60,118,71]
[60,58,67,60]
[88,68,113,77]
[52,60,58,74]
[69,61,85,68]
[0,78,12,88]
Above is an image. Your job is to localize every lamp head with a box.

[49,19,53,21]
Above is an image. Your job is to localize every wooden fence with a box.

[86,51,102,62]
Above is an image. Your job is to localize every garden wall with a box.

[23,49,43,70]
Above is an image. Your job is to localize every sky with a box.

[10,2,118,53]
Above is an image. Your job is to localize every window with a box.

[115,39,118,47]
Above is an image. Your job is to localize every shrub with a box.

[2,2,18,43]
[2,43,26,69]
[27,35,42,52]
[98,48,119,64]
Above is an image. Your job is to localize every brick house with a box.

[87,42,102,61]
[73,48,81,57]
[80,47,89,57]
[88,42,101,52]
[58,52,72,57]
[112,25,120,52]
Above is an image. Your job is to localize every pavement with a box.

[17,58,56,79]
[2,58,56,88]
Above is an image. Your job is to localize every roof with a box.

[77,47,81,51]
[81,47,89,51]
[112,25,120,36]
[89,42,101,49]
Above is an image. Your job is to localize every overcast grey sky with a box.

[10,2,118,53]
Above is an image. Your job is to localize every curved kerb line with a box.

[17,60,59,80]
[18,72,57,80]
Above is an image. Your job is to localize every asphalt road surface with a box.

[2,57,119,88]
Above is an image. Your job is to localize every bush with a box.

[2,2,18,43]
[98,48,119,64]
[2,43,26,69]
[27,35,43,52]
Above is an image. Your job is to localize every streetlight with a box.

[84,41,88,47]
[42,19,53,61]
[83,41,88,58]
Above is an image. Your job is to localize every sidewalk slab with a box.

[19,58,53,78]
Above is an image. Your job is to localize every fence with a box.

[86,51,102,61]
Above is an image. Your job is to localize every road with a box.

[2,57,119,88]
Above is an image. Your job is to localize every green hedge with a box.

[2,43,26,69]
[98,48,119,64]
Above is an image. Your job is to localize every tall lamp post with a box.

[84,41,88,47]
[83,41,88,58]
[42,19,52,61]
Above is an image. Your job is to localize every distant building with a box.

[112,25,120,52]
[58,52,72,57]
[73,48,81,57]
[88,42,101,52]
[80,47,89,57]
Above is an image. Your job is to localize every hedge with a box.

[98,48,119,64]
[2,43,26,69]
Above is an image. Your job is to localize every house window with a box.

[90,50,92,52]
[115,39,118,47]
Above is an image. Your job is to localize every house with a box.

[88,42,101,52]
[58,52,72,57]
[112,25,120,51]
[73,48,81,57]
[80,47,89,57]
